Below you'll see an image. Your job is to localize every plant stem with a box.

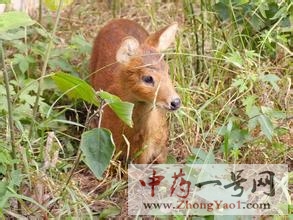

[0,43,17,171]
[29,0,64,139]
[200,0,205,72]
[60,150,82,196]
[38,0,43,24]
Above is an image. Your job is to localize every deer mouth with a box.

[156,102,181,111]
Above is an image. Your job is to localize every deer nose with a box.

[170,98,181,110]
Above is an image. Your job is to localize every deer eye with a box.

[142,75,154,85]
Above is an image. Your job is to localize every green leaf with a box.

[214,2,231,21]
[260,74,280,92]
[13,54,34,73]
[99,91,134,127]
[108,102,134,127]
[19,60,29,74]
[80,128,115,180]
[100,206,121,219]
[257,115,274,141]
[44,0,73,11]
[0,181,8,198]
[0,96,8,112]
[19,94,35,106]
[261,106,286,120]
[0,181,10,208]
[231,78,248,93]
[0,149,13,165]
[51,72,100,106]
[0,29,26,40]
[13,103,33,119]
[224,51,244,69]
[70,34,92,54]
[99,91,122,103]
[0,11,35,33]
[188,148,215,164]
[234,0,249,6]
[49,58,76,73]
[249,14,265,31]
[243,95,257,115]
[248,105,260,130]
[11,170,22,187]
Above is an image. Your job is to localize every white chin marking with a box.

[155,103,170,111]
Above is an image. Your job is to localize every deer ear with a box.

[146,22,178,51]
[116,36,140,64]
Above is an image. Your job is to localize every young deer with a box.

[90,19,180,164]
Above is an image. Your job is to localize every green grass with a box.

[0,0,292,218]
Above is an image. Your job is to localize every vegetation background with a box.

[0,0,292,218]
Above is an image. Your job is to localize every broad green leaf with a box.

[13,103,33,119]
[257,115,274,141]
[20,78,39,94]
[0,96,8,112]
[13,54,35,74]
[224,51,244,69]
[261,106,286,120]
[71,34,92,54]
[248,106,260,130]
[0,29,26,40]
[35,27,50,38]
[99,91,134,128]
[260,74,280,92]
[99,91,122,103]
[0,181,10,208]
[19,93,36,106]
[108,102,134,128]
[51,72,100,106]
[214,2,231,21]
[189,148,215,164]
[231,78,248,93]
[245,50,260,60]
[258,2,269,18]
[11,170,22,187]
[234,0,249,6]
[261,106,273,115]
[49,58,76,74]
[100,206,121,219]
[226,119,233,133]
[0,149,13,164]
[80,128,115,180]
[52,73,134,127]
[249,14,265,31]
[44,0,73,11]
[243,95,257,114]
[270,6,287,20]
[0,181,8,198]
[247,105,260,118]
[19,59,29,74]
[0,11,35,33]
[10,193,51,216]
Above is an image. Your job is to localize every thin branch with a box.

[0,42,17,171]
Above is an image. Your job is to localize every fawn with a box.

[89,19,180,164]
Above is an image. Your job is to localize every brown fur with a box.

[89,19,180,163]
